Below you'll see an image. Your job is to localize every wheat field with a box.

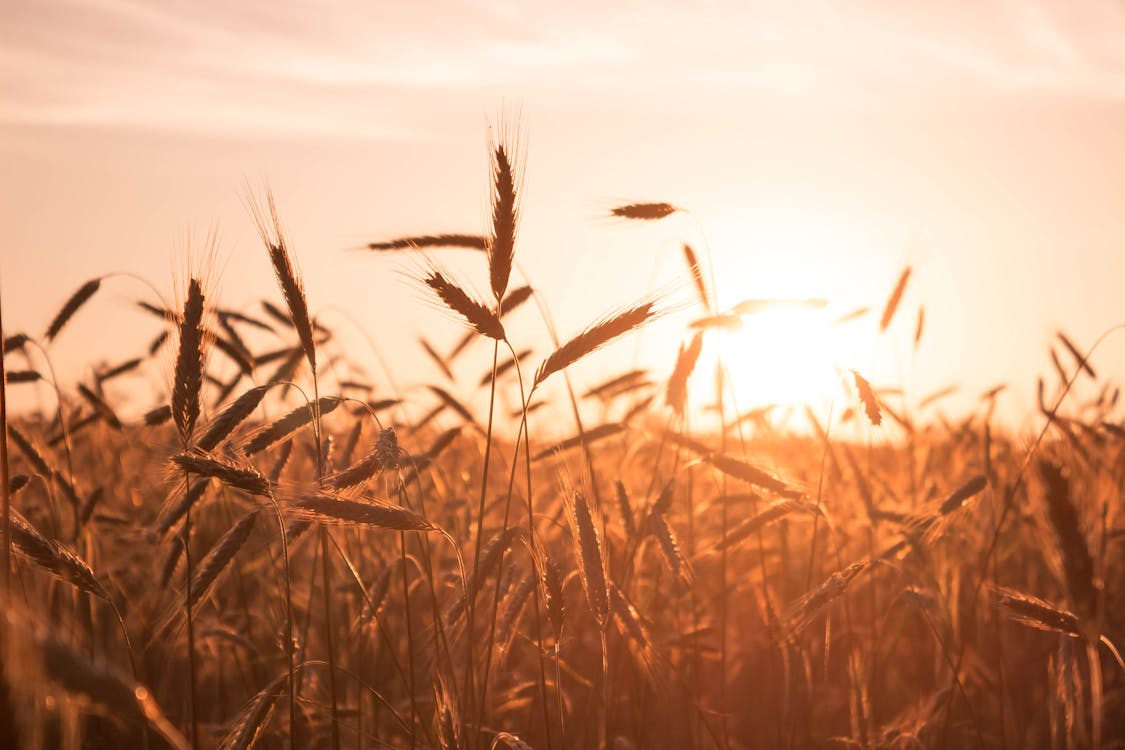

[0,131,1122,750]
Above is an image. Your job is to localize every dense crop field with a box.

[0,132,1122,750]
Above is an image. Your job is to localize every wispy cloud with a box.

[3,0,1125,138]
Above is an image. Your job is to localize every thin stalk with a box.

[805,399,836,591]
[394,476,458,715]
[266,493,297,748]
[600,629,610,750]
[311,370,342,750]
[477,344,552,750]
[181,474,199,750]
[318,527,341,749]
[466,340,501,746]
[398,528,419,749]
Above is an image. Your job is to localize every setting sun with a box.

[713,305,843,413]
[681,205,886,422]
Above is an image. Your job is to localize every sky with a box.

[3,0,1125,435]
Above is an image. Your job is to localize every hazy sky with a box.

[4,0,1125,432]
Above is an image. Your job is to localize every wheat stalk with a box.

[172,452,270,496]
[243,397,341,456]
[609,202,678,220]
[535,299,659,388]
[667,332,703,416]
[365,233,487,251]
[293,491,435,531]
[424,270,505,340]
[879,266,911,332]
[172,278,207,444]
[567,490,609,628]
[45,278,102,342]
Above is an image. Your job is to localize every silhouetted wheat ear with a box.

[77,383,122,430]
[993,586,1081,637]
[851,370,882,426]
[148,329,169,355]
[584,369,650,400]
[153,478,209,536]
[446,284,533,360]
[938,474,988,515]
[218,672,287,750]
[478,346,531,388]
[1048,346,1068,387]
[420,337,454,381]
[879,266,911,332]
[172,278,206,444]
[1056,331,1096,379]
[11,511,108,600]
[172,452,271,497]
[336,419,365,467]
[609,202,678,220]
[788,560,869,634]
[681,243,711,311]
[424,426,461,458]
[1038,459,1098,625]
[914,306,925,348]
[189,510,258,610]
[833,306,870,325]
[211,333,254,375]
[496,571,537,655]
[3,333,29,353]
[532,422,624,461]
[330,435,403,490]
[294,491,435,531]
[357,566,395,627]
[252,193,317,371]
[145,404,172,426]
[424,271,505,340]
[468,528,523,600]
[608,584,660,681]
[434,677,463,750]
[569,490,609,628]
[499,284,534,316]
[97,357,143,383]
[649,509,692,585]
[614,480,636,540]
[689,313,743,332]
[718,499,820,550]
[365,233,487,251]
[667,332,704,416]
[197,386,269,452]
[489,141,518,300]
[7,425,51,478]
[704,452,798,498]
[607,584,648,649]
[427,386,478,428]
[243,397,341,456]
[535,300,659,388]
[540,551,567,636]
[45,278,101,342]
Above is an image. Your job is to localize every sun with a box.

[688,204,883,425]
[719,306,838,409]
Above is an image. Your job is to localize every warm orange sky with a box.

[3,1,1125,432]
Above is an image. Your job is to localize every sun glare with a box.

[692,205,883,423]
[720,306,838,408]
